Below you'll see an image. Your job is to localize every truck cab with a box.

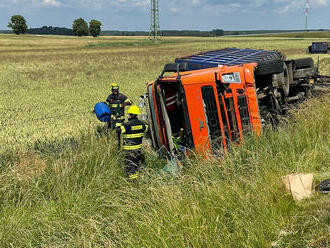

[146,63,262,156]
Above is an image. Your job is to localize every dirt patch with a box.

[14,152,46,178]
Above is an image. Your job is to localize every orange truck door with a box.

[183,84,212,154]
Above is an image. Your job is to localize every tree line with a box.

[5,15,224,37]
[101,29,224,37]
[4,15,330,37]
[6,15,102,37]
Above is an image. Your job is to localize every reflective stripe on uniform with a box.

[131,125,143,131]
[112,115,125,119]
[129,173,139,179]
[110,103,123,108]
[123,133,144,139]
[120,125,126,134]
[123,144,142,150]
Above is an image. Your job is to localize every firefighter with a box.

[106,83,132,129]
[116,105,148,180]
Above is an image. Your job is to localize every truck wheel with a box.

[294,58,314,69]
[255,58,284,76]
[281,64,290,97]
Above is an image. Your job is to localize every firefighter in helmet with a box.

[116,105,148,180]
[106,83,132,129]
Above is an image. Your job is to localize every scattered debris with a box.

[282,173,314,201]
[315,179,330,194]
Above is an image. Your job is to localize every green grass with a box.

[0,95,329,247]
[261,31,330,39]
[84,39,185,48]
[0,34,329,247]
[1,34,329,154]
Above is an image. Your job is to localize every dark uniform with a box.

[106,93,131,129]
[117,116,148,179]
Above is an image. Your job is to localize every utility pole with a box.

[149,0,161,39]
[304,0,309,31]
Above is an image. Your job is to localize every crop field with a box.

[0,34,329,154]
[0,33,329,247]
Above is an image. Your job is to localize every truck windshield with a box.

[201,86,223,151]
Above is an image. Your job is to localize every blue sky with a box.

[0,0,329,30]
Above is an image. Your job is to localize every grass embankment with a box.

[0,95,329,247]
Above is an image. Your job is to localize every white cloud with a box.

[276,4,290,13]
[61,0,149,10]
[7,0,62,7]
[191,0,200,6]
[274,0,328,14]
[2,0,328,16]
[312,0,327,6]
[170,7,178,12]
[274,0,303,14]
[41,0,61,7]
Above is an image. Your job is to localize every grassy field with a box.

[0,34,329,154]
[0,34,329,247]
[264,31,330,39]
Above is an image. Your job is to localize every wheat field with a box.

[0,33,329,247]
[0,34,329,154]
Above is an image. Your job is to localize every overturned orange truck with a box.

[145,48,321,156]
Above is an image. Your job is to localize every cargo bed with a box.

[175,48,283,71]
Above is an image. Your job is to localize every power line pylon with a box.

[304,0,309,30]
[149,0,161,39]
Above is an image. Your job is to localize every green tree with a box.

[8,15,28,35]
[89,19,102,37]
[212,29,224,37]
[72,18,88,37]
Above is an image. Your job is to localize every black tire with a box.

[281,64,290,97]
[255,58,284,76]
[294,58,314,69]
